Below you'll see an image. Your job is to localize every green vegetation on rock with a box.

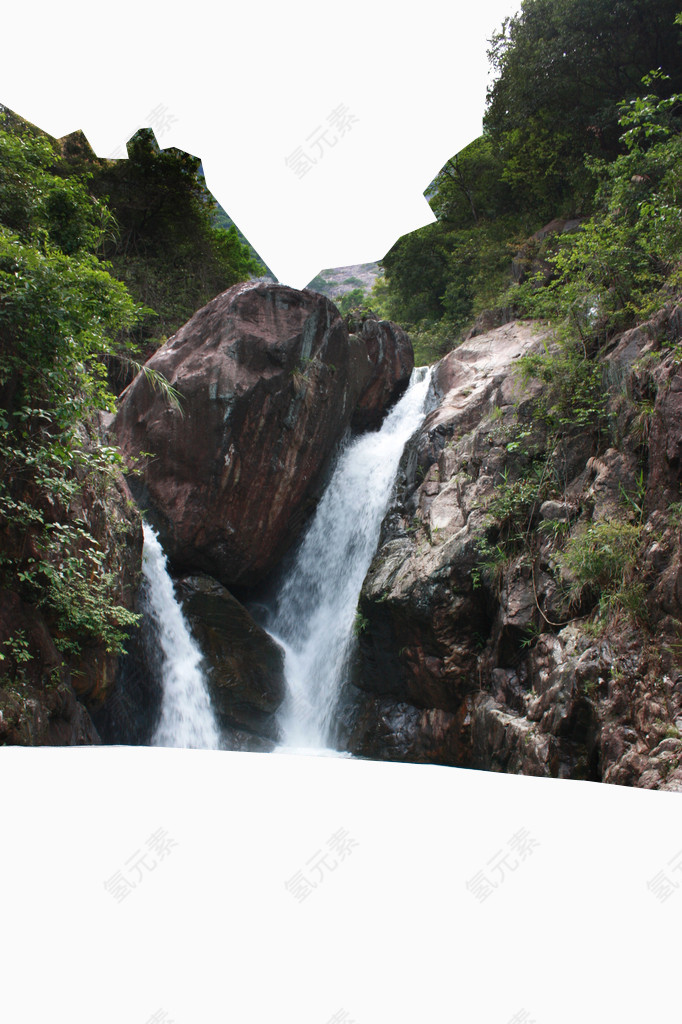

[0,111,269,687]
[0,117,146,678]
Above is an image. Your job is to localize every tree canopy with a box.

[484,0,682,217]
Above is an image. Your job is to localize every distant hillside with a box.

[305,262,382,300]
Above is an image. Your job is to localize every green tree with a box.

[0,122,140,421]
[514,70,682,337]
[69,128,266,368]
[427,135,516,227]
[337,287,367,316]
[378,221,458,326]
[484,0,682,219]
[0,117,144,661]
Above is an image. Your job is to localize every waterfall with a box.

[141,523,221,750]
[267,367,432,752]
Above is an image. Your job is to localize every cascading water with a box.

[267,367,432,752]
[141,523,221,750]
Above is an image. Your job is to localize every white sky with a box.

[1,0,522,288]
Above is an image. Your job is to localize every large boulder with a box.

[114,282,374,587]
[349,313,414,431]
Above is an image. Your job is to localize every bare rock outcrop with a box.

[349,313,414,431]
[342,306,682,789]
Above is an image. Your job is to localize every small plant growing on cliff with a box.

[519,622,542,649]
[558,518,645,620]
[129,360,184,415]
[538,516,570,542]
[581,677,599,698]
[471,537,508,591]
[667,501,682,520]
[0,631,32,672]
[353,610,369,636]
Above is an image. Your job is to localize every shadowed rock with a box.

[0,591,100,746]
[350,314,414,431]
[175,574,285,741]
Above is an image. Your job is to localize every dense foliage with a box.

[0,119,144,673]
[0,115,264,683]
[484,0,682,218]
[367,0,682,364]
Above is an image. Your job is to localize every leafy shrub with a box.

[515,334,608,436]
[558,518,645,618]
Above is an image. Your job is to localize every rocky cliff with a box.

[0,428,142,746]
[339,307,682,791]
[9,275,682,788]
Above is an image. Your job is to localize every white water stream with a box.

[267,368,432,752]
[141,523,221,750]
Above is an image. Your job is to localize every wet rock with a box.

[220,725,277,753]
[341,691,469,765]
[175,574,285,741]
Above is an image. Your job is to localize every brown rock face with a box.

[0,591,100,746]
[342,694,470,765]
[350,314,414,431]
[67,467,143,707]
[0,414,142,745]
[114,282,373,587]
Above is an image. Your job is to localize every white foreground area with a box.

[0,744,678,1023]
